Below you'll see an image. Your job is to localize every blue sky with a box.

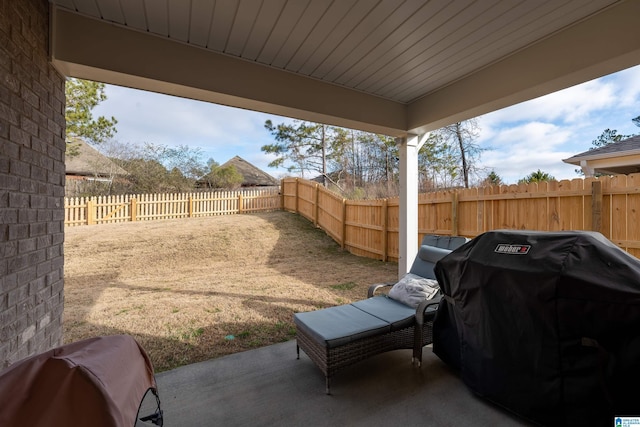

[93,64,640,185]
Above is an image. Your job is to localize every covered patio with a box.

[2,0,640,424]
[137,341,533,426]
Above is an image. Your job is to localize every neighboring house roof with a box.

[562,135,640,176]
[220,156,279,187]
[311,170,345,185]
[65,138,128,177]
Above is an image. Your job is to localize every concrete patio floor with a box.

[137,340,535,427]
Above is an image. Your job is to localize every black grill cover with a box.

[433,230,640,426]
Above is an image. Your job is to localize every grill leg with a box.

[296,344,300,360]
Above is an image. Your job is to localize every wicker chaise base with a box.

[296,318,434,394]
[294,234,468,394]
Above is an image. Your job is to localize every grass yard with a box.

[63,211,397,372]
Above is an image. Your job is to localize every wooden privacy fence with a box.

[65,177,640,259]
[64,188,281,226]
[282,175,640,261]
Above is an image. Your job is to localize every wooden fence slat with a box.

[382,199,388,262]
[592,180,602,233]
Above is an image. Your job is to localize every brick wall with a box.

[0,0,66,368]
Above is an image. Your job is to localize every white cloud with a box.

[475,64,640,184]
[600,64,640,108]
[479,122,579,183]
[480,64,640,134]
[479,79,617,132]
[93,84,294,172]
[97,86,269,145]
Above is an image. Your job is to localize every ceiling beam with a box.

[407,0,640,134]
[50,8,407,136]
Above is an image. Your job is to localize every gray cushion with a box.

[409,246,450,278]
[351,296,416,331]
[294,304,390,348]
[418,245,452,263]
[421,235,469,250]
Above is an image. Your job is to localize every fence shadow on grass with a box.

[64,315,300,373]
[63,272,326,372]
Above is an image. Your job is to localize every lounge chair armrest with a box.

[367,282,394,297]
[415,294,443,326]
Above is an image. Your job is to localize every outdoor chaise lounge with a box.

[294,235,468,394]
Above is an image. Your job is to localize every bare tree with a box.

[101,140,206,194]
[435,119,483,188]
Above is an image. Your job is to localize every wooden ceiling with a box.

[49,0,640,136]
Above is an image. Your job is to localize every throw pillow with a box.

[388,273,440,308]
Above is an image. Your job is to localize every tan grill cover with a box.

[0,335,157,427]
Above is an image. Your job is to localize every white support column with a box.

[398,134,420,279]
[580,160,595,177]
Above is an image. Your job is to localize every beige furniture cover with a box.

[0,335,157,427]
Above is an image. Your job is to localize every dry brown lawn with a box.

[64,211,397,372]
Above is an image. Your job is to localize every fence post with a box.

[341,199,347,249]
[382,199,388,262]
[86,200,95,225]
[280,179,285,210]
[314,183,319,227]
[238,194,243,214]
[188,196,193,217]
[131,198,137,222]
[591,180,602,232]
[295,179,299,213]
[451,191,459,236]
